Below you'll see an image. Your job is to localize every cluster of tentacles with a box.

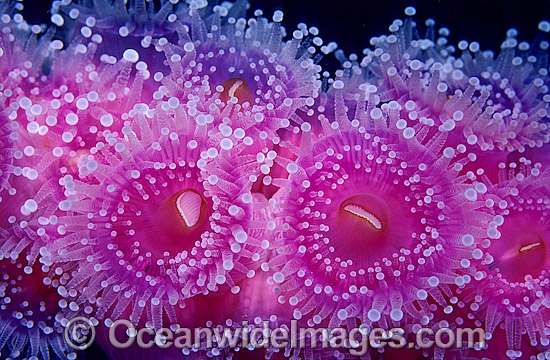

[0,1,549,359]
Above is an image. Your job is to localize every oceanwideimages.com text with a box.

[103,319,487,356]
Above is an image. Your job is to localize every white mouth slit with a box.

[228,80,244,98]
[519,242,542,253]
[344,204,383,230]
[176,191,203,228]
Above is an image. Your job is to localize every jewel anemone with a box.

[267,87,483,330]
[335,8,550,182]
[0,104,80,359]
[0,1,548,360]
[143,5,322,135]
[451,162,550,355]
[0,109,69,264]
[47,96,267,331]
[54,0,324,134]
[3,46,152,180]
[0,256,76,360]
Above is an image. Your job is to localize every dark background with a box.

[248,0,550,70]
[21,0,550,73]
[17,0,550,359]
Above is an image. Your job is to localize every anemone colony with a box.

[0,0,549,359]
